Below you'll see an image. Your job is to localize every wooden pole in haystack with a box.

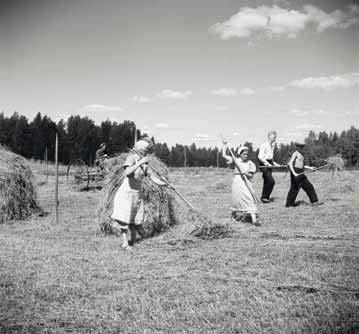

[45,147,48,183]
[55,132,59,224]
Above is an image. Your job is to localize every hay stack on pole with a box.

[0,145,39,224]
[98,151,232,241]
[98,153,177,237]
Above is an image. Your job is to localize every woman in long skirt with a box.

[222,144,259,225]
[111,139,166,250]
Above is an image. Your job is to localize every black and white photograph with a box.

[0,0,358,332]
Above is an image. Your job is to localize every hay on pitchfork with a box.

[326,154,345,171]
[0,146,39,224]
[98,153,178,237]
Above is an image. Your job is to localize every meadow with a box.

[0,163,358,333]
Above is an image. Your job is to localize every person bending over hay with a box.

[222,144,259,226]
[108,140,169,250]
[0,146,39,223]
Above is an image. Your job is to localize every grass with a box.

[0,165,358,333]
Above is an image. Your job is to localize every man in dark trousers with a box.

[286,142,323,207]
[258,131,280,203]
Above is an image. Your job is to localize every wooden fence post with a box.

[45,147,48,183]
[184,146,187,168]
[55,132,59,224]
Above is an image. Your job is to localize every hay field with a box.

[0,164,358,333]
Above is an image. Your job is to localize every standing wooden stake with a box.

[55,132,59,224]
[184,146,187,167]
[45,147,48,183]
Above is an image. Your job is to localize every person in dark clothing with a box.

[95,143,109,172]
[286,142,323,207]
[258,131,280,203]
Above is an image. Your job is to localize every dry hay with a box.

[98,153,230,240]
[172,206,232,240]
[98,153,177,237]
[0,146,39,223]
[326,155,345,171]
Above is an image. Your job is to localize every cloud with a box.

[81,104,123,112]
[289,73,359,90]
[155,122,169,129]
[210,4,359,40]
[290,109,326,116]
[211,88,238,97]
[131,96,150,103]
[157,89,192,100]
[239,88,255,95]
[233,132,240,136]
[271,73,359,92]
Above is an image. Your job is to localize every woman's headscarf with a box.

[134,140,150,152]
[237,146,249,156]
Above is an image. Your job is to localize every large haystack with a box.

[0,146,39,223]
[98,153,178,237]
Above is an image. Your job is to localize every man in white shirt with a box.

[258,131,280,203]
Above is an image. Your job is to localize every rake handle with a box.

[131,149,197,211]
[258,165,288,169]
[296,163,332,176]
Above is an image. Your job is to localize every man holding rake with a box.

[286,142,324,208]
[258,131,281,203]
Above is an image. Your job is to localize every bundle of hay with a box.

[327,154,345,171]
[98,153,178,237]
[0,146,39,223]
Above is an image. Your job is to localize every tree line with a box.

[1,111,358,168]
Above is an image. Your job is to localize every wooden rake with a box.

[219,135,260,204]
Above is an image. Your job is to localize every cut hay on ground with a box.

[0,146,39,224]
[98,153,177,237]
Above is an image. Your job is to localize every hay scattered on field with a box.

[0,146,39,223]
[98,153,177,237]
[160,204,232,241]
[190,218,232,240]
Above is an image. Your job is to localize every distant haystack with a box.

[0,146,39,223]
[98,153,178,237]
